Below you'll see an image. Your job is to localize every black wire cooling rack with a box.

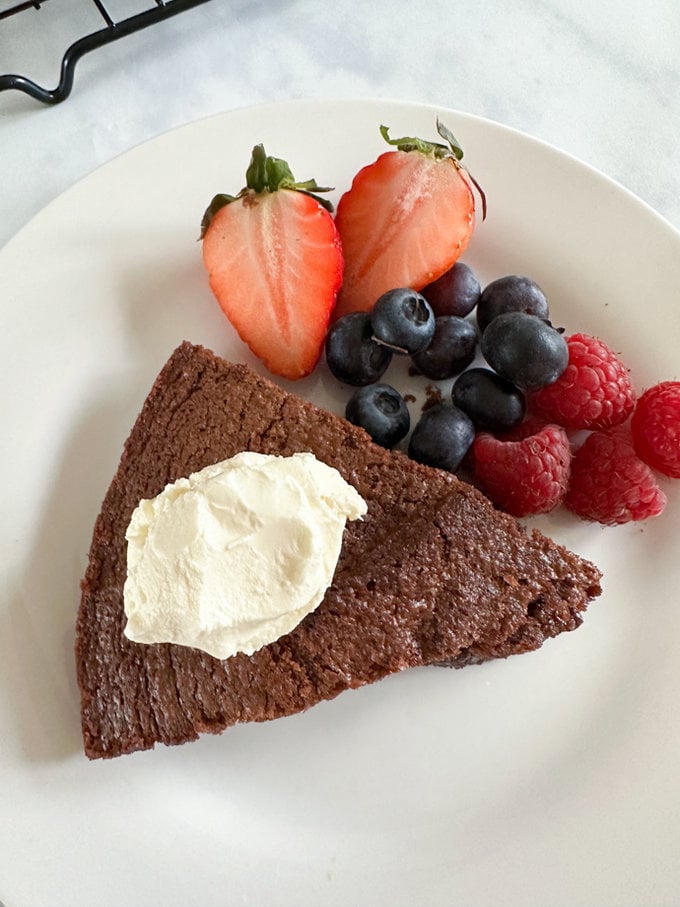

[0,0,212,104]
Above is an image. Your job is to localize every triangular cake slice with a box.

[76,342,601,759]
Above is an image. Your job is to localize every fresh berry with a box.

[370,288,435,354]
[408,404,475,472]
[530,333,635,430]
[410,316,477,380]
[565,427,666,525]
[345,383,410,448]
[631,381,680,477]
[453,367,525,432]
[472,421,571,517]
[201,144,343,380]
[476,275,549,333]
[481,312,568,389]
[325,312,392,386]
[421,261,481,318]
[333,120,483,319]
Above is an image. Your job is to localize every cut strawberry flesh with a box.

[203,190,343,379]
[334,151,475,319]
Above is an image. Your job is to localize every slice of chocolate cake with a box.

[76,342,601,759]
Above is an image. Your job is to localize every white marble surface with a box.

[1,0,679,252]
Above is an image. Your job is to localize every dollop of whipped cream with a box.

[123,451,366,659]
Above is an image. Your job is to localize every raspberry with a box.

[530,333,635,430]
[472,421,571,517]
[631,381,680,478]
[564,427,666,525]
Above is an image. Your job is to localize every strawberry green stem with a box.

[379,119,464,161]
[201,144,335,237]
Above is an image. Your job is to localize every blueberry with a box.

[421,262,481,318]
[452,367,525,432]
[411,316,477,380]
[345,383,410,448]
[370,288,435,354]
[481,312,568,389]
[477,275,549,333]
[325,312,393,386]
[408,404,475,472]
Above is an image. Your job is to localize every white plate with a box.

[2,99,680,907]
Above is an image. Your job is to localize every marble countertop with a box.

[1,0,679,253]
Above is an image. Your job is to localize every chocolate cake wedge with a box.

[76,342,601,759]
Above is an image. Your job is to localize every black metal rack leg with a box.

[0,0,213,104]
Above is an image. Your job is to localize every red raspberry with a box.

[472,421,571,517]
[631,381,680,478]
[530,333,635,430]
[564,426,666,525]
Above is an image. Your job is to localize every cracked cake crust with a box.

[76,342,601,759]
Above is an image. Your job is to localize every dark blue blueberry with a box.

[421,262,481,318]
[345,383,410,448]
[477,275,549,333]
[411,316,478,380]
[370,288,435,355]
[481,311,568,389]
[452,367,525,432]
[408,404,475,472]
[325,312,393,386]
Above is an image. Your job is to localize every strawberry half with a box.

[333,120,484,320]
[201,145,343,380]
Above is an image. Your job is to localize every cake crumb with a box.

[422,384,444,411]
